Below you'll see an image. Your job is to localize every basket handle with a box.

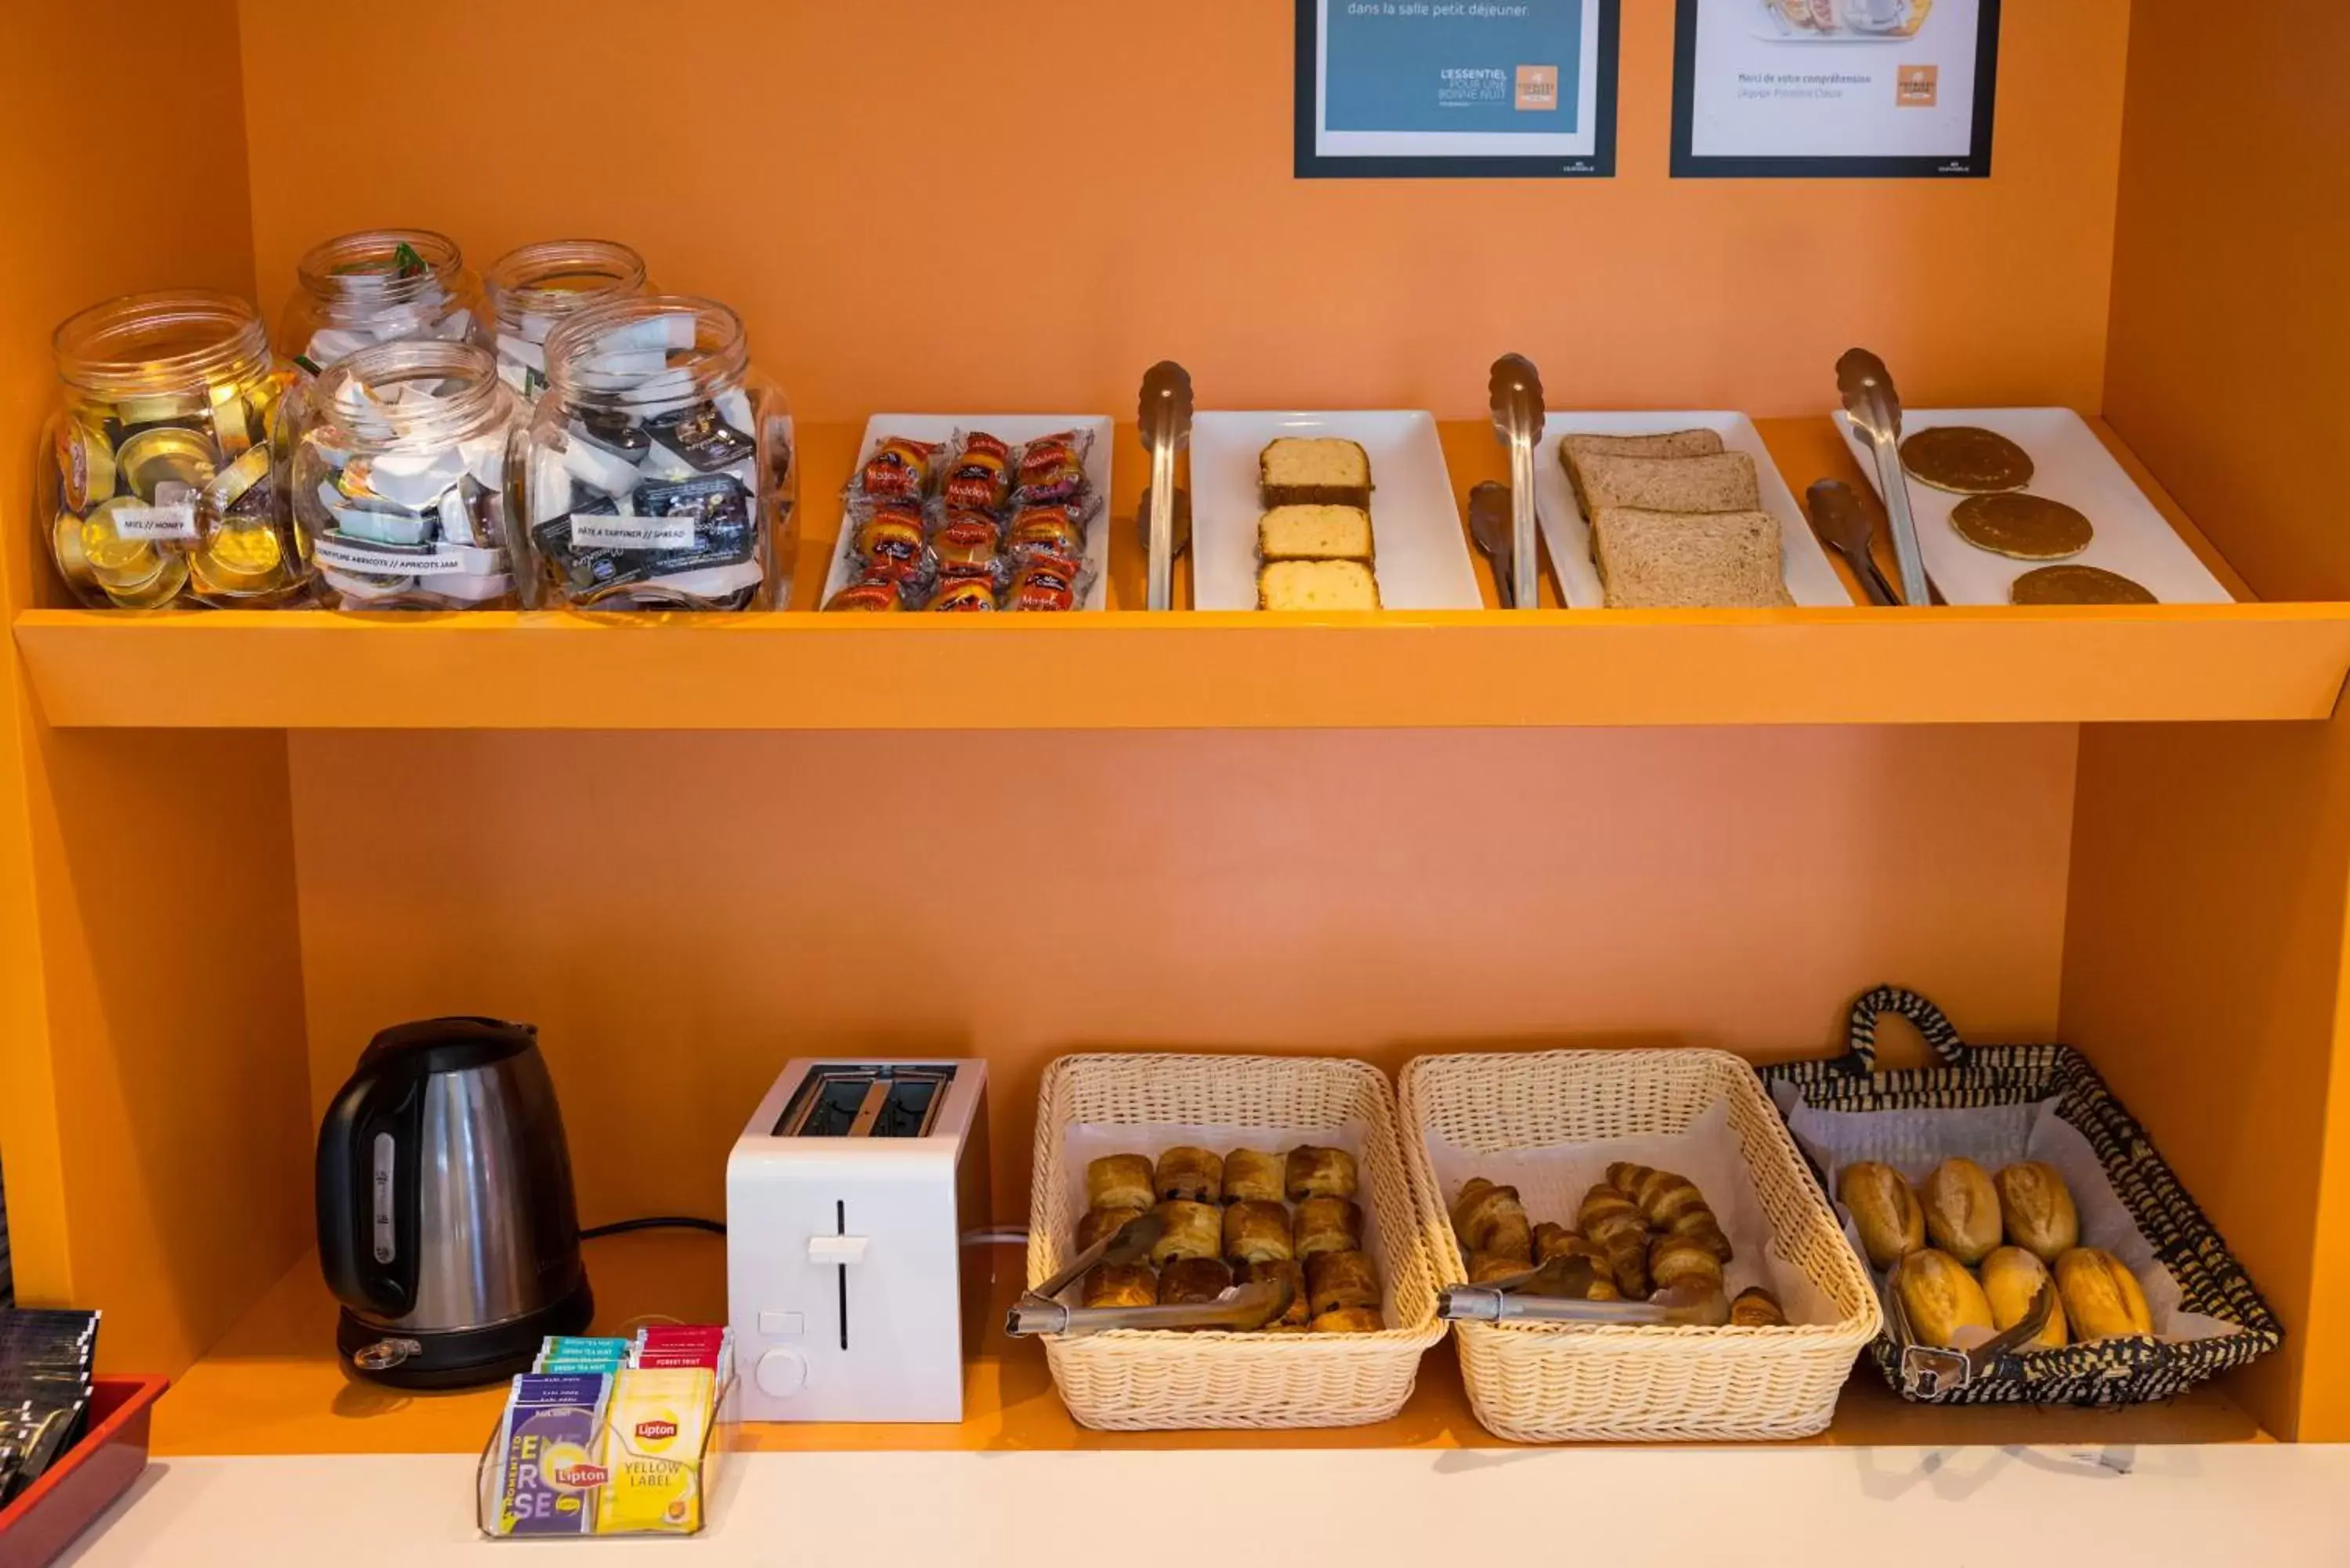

[1843,986,1969,1072]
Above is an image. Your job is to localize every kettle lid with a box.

[363,1016,538,1076]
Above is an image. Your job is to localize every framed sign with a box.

[1671,0,2000,179]
[1296,0,1620,179]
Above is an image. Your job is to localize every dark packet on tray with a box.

[646,401,757,473]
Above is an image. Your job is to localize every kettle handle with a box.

[316,1056,421,1319]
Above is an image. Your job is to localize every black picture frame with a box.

[1669,0,2001,179]
[1294,0,1621,179]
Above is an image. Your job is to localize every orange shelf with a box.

[155,1230,2269,1458]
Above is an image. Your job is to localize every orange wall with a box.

[289,726,2077,1228]
[0,2,317,1372]
[236,0,2132,422]
[2104,4,2350,603]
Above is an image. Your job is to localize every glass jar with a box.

[291,342,522,610]
[278,229,486,380]
[40,290,302,609]
[511,295,795,611]
[483,239,649,406]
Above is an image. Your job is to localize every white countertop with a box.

[54,1444,2350,1565]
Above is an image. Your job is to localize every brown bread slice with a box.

[1560,430,1726,511]
[1592,508,1792,609]
[1578,451,1760,515]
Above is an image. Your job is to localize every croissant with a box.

[1578,1184,1650,1299]
[1452,1178,1533,1263]
[1650,1232,1726,1295]
[1531,1226,1622,1300]
[1077,1205,1147,1252]
[1469,1250,1530,1284]
[1306,1248,1382,1316]
[1086,1154,1155,1212]
[1730,1285,1787,1328]
[1223,1200,1294,1265]
[1238,1259,1311,1329]
[1611,1163,1731,1261]
[1156,1146,1224,1204]
[1294,1196,1365,1260]
[1223,1148,1286,1205]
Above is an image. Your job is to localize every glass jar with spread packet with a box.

[510,295,794,611]
[39,289,302,609]
[278,228,486,381]
[483,239,649,407]
[290,341,522,609]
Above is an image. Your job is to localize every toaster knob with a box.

[756,1347,808,1399]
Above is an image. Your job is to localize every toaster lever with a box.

[808,1234,870,1265]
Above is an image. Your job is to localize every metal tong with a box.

[1884,1263,2060,1399]
[1137,361,1195,612]
[1438,1255,1730,1328]
[1836,349,1931,609]
[1487,354,1545,610]
[1004,1210,1293,1338]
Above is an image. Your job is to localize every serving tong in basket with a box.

[1835,349,1932,609]
[1137,361,1195,612]
[1882,1263,2060,1399]
[1004,1210,1294,1338]
[1485,353,1545,610]
[1437,1255,1731,1328]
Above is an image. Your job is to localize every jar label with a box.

[313,537,471,575]
[113,501,198,541]
[571,514,697,551]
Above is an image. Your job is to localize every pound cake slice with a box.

[1258,504,1373,562]
[1592,508,1792,609]
[1560,429,1726,511]
[1260,438,1372,508]
[1257,558,1381,611]
[1576,451,1760,516]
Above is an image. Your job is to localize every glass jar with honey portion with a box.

[42,290,304,609]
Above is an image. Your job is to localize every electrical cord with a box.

[580,1216,727,1240]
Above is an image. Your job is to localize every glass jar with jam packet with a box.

[483,239,649,407]
[277,228,486,381]
[290,341,522,610]
[40,289,302,609]
[510,295,794,611]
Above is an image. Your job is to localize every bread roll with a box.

[1922,1158,2003,1265]
[1895,1248,1994,1349]
[1238,1259,1310,1329]
[1158,1255,1233,1307]
[1650,1232,1725,1295]
[1994,1162,2080,1263]
[1285,1146,1358,1202]
[1838,1162,1925,1270]
[1149,1199,1224,1266]
[1223,1199,1294,1265]
[1306,1248,1382,1316]
[1155,1146,1223,1203]
[1451,1179,1532,1262]
[1083,1263,1155,1309]
[1077,1205,1146,1253]
[2056,1248,2154,1341]
[1223,1147,1285,1205]
[1578,1184,1650,1299]
[1980,1245,2068,1350]
[1086,1154,1155,1212]
[1730,1286,1786,1328]
[1310,1306,1384,1334]
[1294,1196,1365,1260]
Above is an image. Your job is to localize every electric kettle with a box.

[316,1017,594,1388]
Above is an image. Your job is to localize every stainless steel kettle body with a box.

[316,1017,594,1388]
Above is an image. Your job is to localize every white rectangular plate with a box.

[822,414,1112,611]
[1535,411,1850,609]
[1191,410,1479,611]
[1835,407,2234,606]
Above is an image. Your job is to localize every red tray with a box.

[0,1375,168,1568]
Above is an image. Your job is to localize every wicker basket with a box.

[1028,1053,1446,1430]
[1400,1049,1882,1443]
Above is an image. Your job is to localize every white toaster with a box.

[725,1059,991,1422]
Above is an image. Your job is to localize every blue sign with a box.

[1325,0,1586,135]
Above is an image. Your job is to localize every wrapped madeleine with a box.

[1895,1248,1994,1349]
[2056,1248,2153,1342]
[1838,1161,1925,1270]
[1156,1146,1223,1203]
[1922,1158,2002,1266]
[1294,1196,1365,1260]
[1086,1154,1155,1212]
[1223,1199,1294,1265]
[1149,1199,1224,1266]
[1981,1246,2068,1350]
[1994,1162,2080,1263]
[1223,1147,1285,1205]
[1285,1145,1358,1202]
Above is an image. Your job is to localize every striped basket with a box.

[1759,986,2284,1406]
[1028,1053,1446,1430]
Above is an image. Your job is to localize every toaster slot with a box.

[776,1065,953,1139]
